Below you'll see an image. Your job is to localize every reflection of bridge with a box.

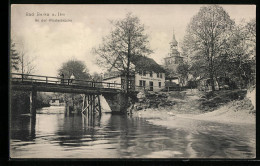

[11,73,131,115]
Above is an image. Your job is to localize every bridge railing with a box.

[11,73,123,90]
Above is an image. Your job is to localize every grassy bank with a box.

[133,89,255,124]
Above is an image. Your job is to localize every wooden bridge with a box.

[11,73,131,115]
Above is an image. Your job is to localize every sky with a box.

[11,4,256,77]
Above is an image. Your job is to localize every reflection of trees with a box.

[10,115,36,141]
[53,113,193,157]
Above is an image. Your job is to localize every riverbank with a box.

[132,89,255,125]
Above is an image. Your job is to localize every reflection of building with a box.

[164,29,184,87]
[103,55,165,92]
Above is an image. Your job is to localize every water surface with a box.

[10,106,255,158]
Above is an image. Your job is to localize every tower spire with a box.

[172,28,176,40]
[171,28,178,46]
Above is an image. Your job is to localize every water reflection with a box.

[11,115,36,141]
[10,106,255,158]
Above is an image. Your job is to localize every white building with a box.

[135,70,165,91]
[103,55,165,92]
[49,98,60,106]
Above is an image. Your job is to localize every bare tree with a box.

[183,5,235,91]
[93,13,153,93]
[19,49,36,75]
[10,40,36,74]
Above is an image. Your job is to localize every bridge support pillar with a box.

[30,90,37,115]
[103,93,129,114]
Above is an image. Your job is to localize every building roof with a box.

[171,29,178,46]
[131,55,165,73]
[170,49,180,55]
[166,73,181,79]
[170,39,178,46]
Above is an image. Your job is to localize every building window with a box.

[160,73,162,78]
[149,81,153,91]
[121,79,125,89]
[159,82,161,88]
[139,80,142,86]
[128,80,132,89]
[157,73,159,78]
[143,71,146,76]
[139,80,146,87]
[150,71,153,77]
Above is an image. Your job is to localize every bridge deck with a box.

[11,81,122,94]
[10,73,123,94]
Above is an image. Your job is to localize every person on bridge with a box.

[60,73,64,84]
[69,73,75,85]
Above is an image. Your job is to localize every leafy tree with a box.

[244,18,256,45]
[91,72,102,82]
[215,21,255,88]
[183,5,235,91]
[176,63,189,86]
[58,59,90,80]
[10,41,20,72]
[58,59,90,110]
[93,12,153,93]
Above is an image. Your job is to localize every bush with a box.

[200,90,247,111]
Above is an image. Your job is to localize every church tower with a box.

[164,29,183,69]
[169,29,179,56]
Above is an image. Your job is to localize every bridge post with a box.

[29,89,37,115]
[98,95,101,115]
[82,94,102,116]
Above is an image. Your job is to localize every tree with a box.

[10,41,20,72]
[58,59,90,80]
[176,63,189,86]
[183,5,235,91]
[58,59,90,111]
[19,48,36,74]
[10,40,36,114]
[244,18,256,87]
[244,18,256,45]
[215,20,256,88]
[10,40,36,74]
[93,13,153,93]
[91,72,102,82]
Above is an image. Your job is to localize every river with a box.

[10,106,255,158]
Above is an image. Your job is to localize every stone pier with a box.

[103,93,130,114]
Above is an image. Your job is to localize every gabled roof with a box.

[131,55,165,73]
